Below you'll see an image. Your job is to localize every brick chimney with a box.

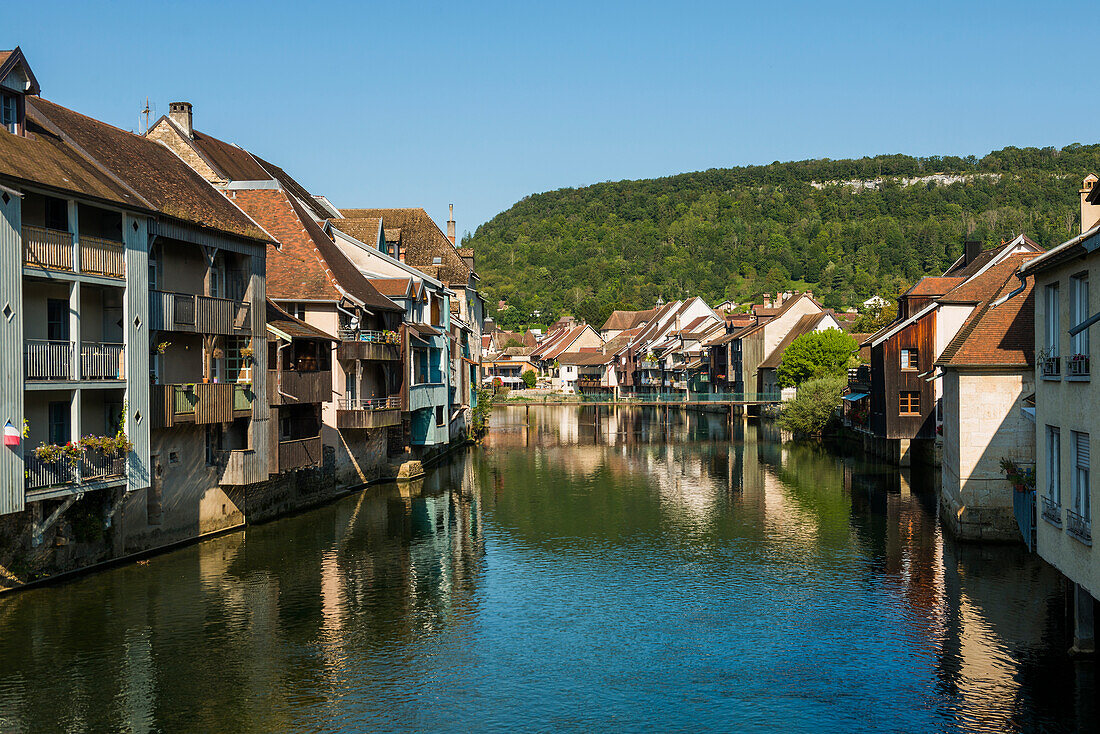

[169,101,193,139]
[447,203,456,245]
[1082,175,1100,233]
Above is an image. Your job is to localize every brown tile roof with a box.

[943,236,1043,278]
[368,278,413,298]
[939,254,1033,304]
[230,188,401,311]
[735,293,823,339]
[936,254,1041,368]
[266,300,336,342]
[251,153,332,222]
[383,228,401,242]
[5,98,269,242]
[341,208,472,285]
[557,351,614,366]
[904,277,965,297]
[332,217,382,249]
[602,308,657,331]
[187,127,269,181]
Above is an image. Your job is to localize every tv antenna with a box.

[140,97,155,134]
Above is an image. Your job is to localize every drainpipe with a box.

[1070,311,1100,337]
[991,271,1027,309]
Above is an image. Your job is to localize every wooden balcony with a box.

[151,382,254,428]
[277,435,323,473]
[214,449,266,486]
[337,340,400,362]
[149,290,251,336]
[22,226,126,279]
[267,369,331,405]
[336,396,402,429]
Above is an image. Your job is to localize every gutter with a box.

[990,271,1027,309]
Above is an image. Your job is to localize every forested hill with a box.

[467,145,1100,328]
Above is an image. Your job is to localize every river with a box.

[0,405,1091,733]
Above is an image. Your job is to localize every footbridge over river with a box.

[503,392,782,408]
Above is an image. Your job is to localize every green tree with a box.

[521,370,537,389]
[850,303,897,332]
[777,329,859,388]
[778,375,847,436]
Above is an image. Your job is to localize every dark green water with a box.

[0,406,1091,733]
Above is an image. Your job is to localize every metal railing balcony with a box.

[1041,356,1061,377]
[24,448,127,490]
[1068,355,1090,378]
[337,328,400,345]
[1041,495,1062,526]
[1067,508,1092,545]
[341,396,401,411]
[81,342,125,379]
[25,340,73,380]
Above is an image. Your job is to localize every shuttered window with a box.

[1073,431,1090,518]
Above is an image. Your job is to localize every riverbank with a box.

[0,437,475,595]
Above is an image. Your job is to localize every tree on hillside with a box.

[777,329,859,388]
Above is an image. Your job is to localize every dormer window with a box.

[1,91,17,133]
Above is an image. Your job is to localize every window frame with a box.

[1048,425,1061,504]
[899,390,920,416]
[1073,431,1090,520]
[900,348,918,371]
[1045,282,1061,356]
[1072,273,1090,357]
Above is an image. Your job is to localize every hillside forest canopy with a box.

[467,144,1100,329]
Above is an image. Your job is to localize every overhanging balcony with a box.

[24,447,127,495]
[149,290,251,336]
[277,435,323,473]
[268,369,331,405]
[151,382,254,428]
[337,330,401,361]
[336,396,402,429]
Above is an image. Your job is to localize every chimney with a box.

[964,240,981,265]
[447,203,456,245]
[1082,175,1100,233]
[168,101,193,139]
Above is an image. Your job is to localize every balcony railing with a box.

[638,361,660,370]
[278,435,323,473]
[21,226,126,278]
[338,328,400,345]
[149,290,251,335]
[1068,355,1090,378]
[1067,508,1093,545]
[24,448,127,490]
[81,342,125,379]
[79,235,126,278]
[22,225,73,271]
[1041,495,1062,527]
[25,340,73,380]
[342,396,401,411]
[1041,356,1061,377]
[152,382,246,427]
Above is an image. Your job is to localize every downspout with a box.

[991,271,1027,309]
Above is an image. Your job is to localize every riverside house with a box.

[856,236,1043,466]
[1011,177,1100,654]
[756,311,844,400]
[0,48,319,571]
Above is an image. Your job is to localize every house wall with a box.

[1034,251,1100,599]
[941,368,1035,541]
[882,316,937,440]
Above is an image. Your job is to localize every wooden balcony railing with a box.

[22,226,126,278]
[25,340,73,380]
[151,382,246,428]
[79,234,126,278]
[213,449,265,486]
[268,369,331,405]
[277,435,323,473]
[24,448,127,490]
[81,342,125,379]
[22,225,73,271]
[149,290,251,335]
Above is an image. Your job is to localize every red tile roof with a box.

[904,277,965,298]
[602,308,656,331]
[341,208,472,286]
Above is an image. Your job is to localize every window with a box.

[288,303,307,321]
[1,92,17,133]
[901,348,918,370]
[899,391,920,415]
[435,406,445,427]
[224,337,250,383]
[430,295,441,326]
[48,401,69,445]
[414,348,429,385]
[1045,283,1060,356]
[429,348,442,383]
[205,424,223,466]
[1073,431,1090,519]
[47,299,69,342]
[1048,426,1061,503]
[1072,274,1090,357]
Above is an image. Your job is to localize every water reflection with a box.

[0,406,1090,733]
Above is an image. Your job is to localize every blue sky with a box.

[7,1,1090,233]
